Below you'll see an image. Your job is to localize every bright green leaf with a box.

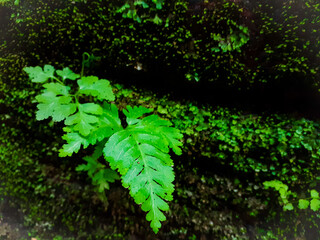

[117,3,130,13]
[141,115,183,155]
[78,76,115,101]
[65,103,102,136]
[35,91,76,122]
[123,105,152,125]
[311,189,319,198]
[24,65,55,83]
[103,110,180,233]
[283,203,294,211]
[298,199,309,209]
[310,199,320,211]
[153,14,162,24]
[86,103,122,145]
[81,103,103,115]
[56,67,80,81]
[43,82,70,95]
[59,132,90,157]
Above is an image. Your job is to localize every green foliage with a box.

[252,0,320,85]
[77,76,115,101]
[263,180,295,211]
[103,107,182,232]
[6,0,319,90]
[0,0,9,5]
[206,108,320,185]
[24,65,57,83]
[76,141,120,193]
[35,83,76,122]
[0,0,18,6]
[2,0,320,237]
[113,86,320,238]
[211,20,249,53]
[8,0,252,87]
[121,90,320,226]
[264,180,320,212]
[2,62,320,238]
[23,64,183,233]
[117,0,165,24]
[119,90,320,191]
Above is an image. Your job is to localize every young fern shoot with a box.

[23,64,183,233]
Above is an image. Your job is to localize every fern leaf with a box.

[86,103,123,145]
[43,82,70,95]
[65,103,103,136]
[93,168,120,192]
[77,142,119,192]
[103,106,182,233]
[141,115,183,155]
[77,140,105,176]
[35,83,76,121]
[60,103,122,156]
[77,76,115,101]
[103,127,174,233]
[56,67,80,81]
[123,105,152,125]
[59,132,90,157]
[23,65,55,83]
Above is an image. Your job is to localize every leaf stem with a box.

[53,76,64,85]
[81,52,90,77]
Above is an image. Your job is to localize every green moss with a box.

[1,79,320,238]
[115,83,320,238]
[4,0,318,91]
[0,0,320,238]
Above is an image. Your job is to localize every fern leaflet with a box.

[24,65,56,83]
[56,67,80,81]
[77,141,120,192]
[78,76,115,101]
[65,103,103,136]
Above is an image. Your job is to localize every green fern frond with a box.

[25,64,183,233]
[103,106,182,233]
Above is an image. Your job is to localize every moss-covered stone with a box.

[1,80,320,238]
[1,0,320,239]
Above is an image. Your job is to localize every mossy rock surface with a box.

[1,0,320,239]
[1,83,320,239]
